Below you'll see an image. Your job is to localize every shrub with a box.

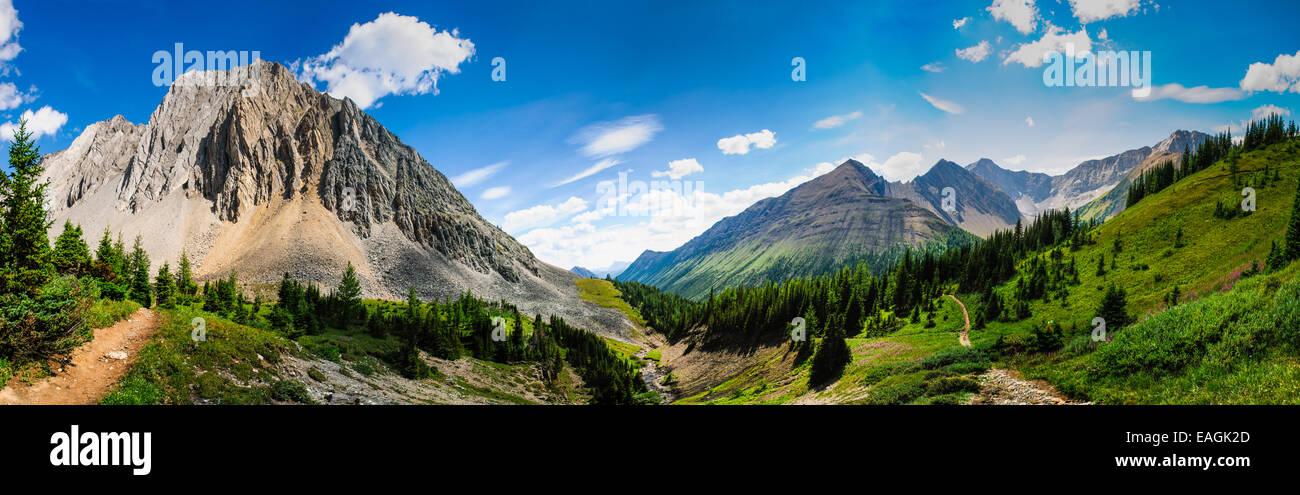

[920,347,987,370]
[0,276,95,364]
[270,380,314,404]
[862,383,924,405]
[925,377,981,396]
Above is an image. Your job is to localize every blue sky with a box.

[2,0,1299,270]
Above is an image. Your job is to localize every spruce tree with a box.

[336,262,363,325]
[1286,174,1300,261]
[51,221,91,276]
[176,250,198,301]
[1,120,53,294]
[129,236,152,307]
[1097,284,1131,331]
[154,263,176,309]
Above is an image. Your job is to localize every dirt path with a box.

[942,295,1086,405]
[945,294,971,348]
[0,308,159,405]
[970,368,1091,405]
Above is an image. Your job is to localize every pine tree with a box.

[129,236,152,307]
[336,262,363,326]
[1286,174,1300,261]
[1097,284,1131,331]
[51,221,91,276]
[809,323,850,386]
[176,250,198,301]
[154,263,176,309]
[1,120,53,294]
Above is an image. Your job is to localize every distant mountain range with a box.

[571,261,629,279]
[965,130,1211,221]
[618,160,979,299]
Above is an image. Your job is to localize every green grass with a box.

[602,336,641,359]
[85,298,143,329]
[100,306,297,405]
[576,278,647,326]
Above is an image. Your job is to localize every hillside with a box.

[969,136,1300,403]
[618,160,975,299]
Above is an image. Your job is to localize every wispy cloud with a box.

[813,110,863,129]
[451,161,508,188]
[570,114,663,158]
[1133,83,1246,104]
[553,158,623,187]
[919,92,965,115]
[921,62,946,73]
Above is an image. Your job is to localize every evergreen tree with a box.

[175,250,198,301]
[1,120,53,294]
[129,236,152,307]
[1097,284,1131,331]
[335,262,363,326]
[154,263,176,309]
[51,221,91,276]
[809,324,850,386]
[1286,174,1300,261]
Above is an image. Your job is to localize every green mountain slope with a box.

[618,161,975,300]
[972,137,1300,403]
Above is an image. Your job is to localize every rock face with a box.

[887,159,1022,237]
[40,61,637,341]
[618,160,973,299]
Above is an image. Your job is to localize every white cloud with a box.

[921,62,947,73]
[0,105,68,142]
[1068,0,1141,23]
[481,186,511,200]
[293,12,474,109]
[987,0,1038,35]
[0,81,33,110]
[502,196,588,232]
[1003,154,1027,165]
[919,92,965,115]
[717,129,776,155]
[450,161,508,188]
[956,41,991,63]
[0,0,22,64]
[1002,25,1093,68]
[1251,104,1292,120]
[953,17,970,29]
[877,152,926,182]
[1132,83,1246,104]
[813,110,863,129]
[570,114,663,158]
[652,158,703,179]
[1240,50,1300,94]
[1025,116,1035,127]
[554,158,623,187]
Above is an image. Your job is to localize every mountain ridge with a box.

[39,61,639,341]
